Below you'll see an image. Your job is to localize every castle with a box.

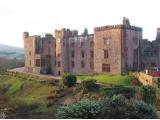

[23,17,160,76]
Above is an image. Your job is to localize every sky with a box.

[0,0,160,48]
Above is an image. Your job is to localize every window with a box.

[57,53,61,57]
[90,51,94,58]
[58,71,61,75]
[133,63,138,69]
[104,50,109,58]
[71,51,75,58]
[81,42,84,47]
[141,63,145,69]
[81,61,85,68]
[48,47,51,54]
[71,42,75,47]
[41,59,45,66]
[29,51,31,56]
[102,64,110,72]
[72,61,75,68]
[90,61,94,69]
[48,41,51,44]
[90,41,94,47]
[29,60,31,66]
[58,61,61,67]
[81,51,85,58]
[35,59,40,67]
[133,37,138,45]
[151,63,156,67]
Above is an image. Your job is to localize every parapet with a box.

[45,33,53,37]
[55,28,78,38]
[94,24,142,32]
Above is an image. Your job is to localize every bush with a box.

[103,95,131,118]
[141,85,156,104]
[61,73,77,87]
[0,84,11,95]
[80,79,99,92]
[56,99,103,119]
[101,85,135,98]
[130,100,157,119]
[102,95,157,119]
[7,101,39,119]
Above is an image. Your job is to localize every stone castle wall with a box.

[24,18,145,75]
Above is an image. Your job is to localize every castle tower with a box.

[123,17,130,27]
[94,18,142,74]
[82,28,88,36]
[54,28,72,75]
[23,32,29,39]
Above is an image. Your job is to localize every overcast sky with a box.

[0,0,160,47]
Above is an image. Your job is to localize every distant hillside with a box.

[0,44,24,59]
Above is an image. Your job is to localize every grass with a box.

[77,74,135,86]
[0,73,58,118]
[0,74,54,104]
[5,80,23,97]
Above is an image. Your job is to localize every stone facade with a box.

[140,28,160,69]
[24,18,145,75]
[24,33,56,74]
[94,18,142,74]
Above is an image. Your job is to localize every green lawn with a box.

[0,74,54,104]
[77,74,135,86]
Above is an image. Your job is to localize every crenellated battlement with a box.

[55,28,78,38]
[94,24,142,32]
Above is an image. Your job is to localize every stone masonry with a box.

[24,17,157,76]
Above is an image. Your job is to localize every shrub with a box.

[102,95,157,119]
[56,99,103,119]
[80,79,99,92]
[8,101,39,119]
[0,84,11,95]
[130,100,157,119]
[61,73,77,87]
[141,85,156,104]
[101,85,135,98]
[103,95,131,118]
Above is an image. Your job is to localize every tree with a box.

[103,95,157,119]
[130,100,157,119]
[80,79,99,92]
[101,85,135,98]
[61,73,77,87]
[141,85,156,104]
[103,95,131,118]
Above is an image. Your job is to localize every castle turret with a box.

[82,28,88,36]
[23,32,29,39]
[156,28,160,41]
[123,17,130,27]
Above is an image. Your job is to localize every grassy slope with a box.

[0,74,135,103]
[0,74,57,118]
[0,73,135,118]
[78,74,135,86]
[0,75,53,104]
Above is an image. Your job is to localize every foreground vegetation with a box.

[0,72,159,118]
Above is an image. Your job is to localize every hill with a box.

[0,73,158,119]
[0,44,24,59]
